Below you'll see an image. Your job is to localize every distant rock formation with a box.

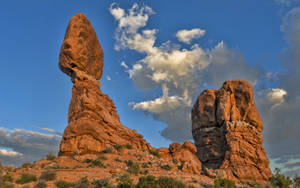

[58,13,151,156]
[192,80,272,182]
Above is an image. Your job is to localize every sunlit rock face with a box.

[59,13,151,156]
[192,80,272,182]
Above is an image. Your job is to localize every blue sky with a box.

[1,0,300,176]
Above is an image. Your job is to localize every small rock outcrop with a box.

[158,141,202,174]
[192,80,272,182]
[59,13,151,156]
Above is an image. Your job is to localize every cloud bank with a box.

[0,127,61,166]
[110,3,262,141]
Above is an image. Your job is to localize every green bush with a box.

[114,144,123,152]
[21,163,32,168]
[136,175,193,188]
[93,178,115,188]
[117,174,133,186]
[214,178,236,188]
[103,147,113,153]
[294,175,300,188]
[269,168,292,188]
[97,156,107,161]
[160,164,171,171]
[148,150,160,158]
[46,152,56,161]
[126,160,140,175]
[40,170,56,181]
[15,173,37,184]
[115,158,122,162]
[2,182,14,188]
[74,177,90,188]
[125,144,132,150]
[3,173,14,182]
[88,159,107,168]
[35,180,47,188]
[55,180,73,188]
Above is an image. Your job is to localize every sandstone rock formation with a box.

[192,80,272,182]
[158,141,202,174]
[59,13,151,156]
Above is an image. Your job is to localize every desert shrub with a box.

[2,182,14,188]
[172,159,178,165]
[125,144,132,150]
[136,175,193,188]
[269,168,292,188]
[114,144,123,152]
[21,163,32,168]
[142,162,149,168]
[15,173,37,184]
[214,178,236,188]
[46,152,56,161]
[74,177,90,188]
[136,175,157,188]
[160,164,171,171]
[117,174,133,186]
[103,147,113,153]
[93,178,115,188]
[3,173,13,182]
[35,180,47,188]
[84,159,93,163]
[142,170,149,175]
[97,156,107,161]
[22,186,30,188]
[55,180,73,188]
[148,150,160,158]
[40,170,56,181]
[88,159,107,168]
[115,158,122,162]
[126,160,140,175]
[294,175,300,188]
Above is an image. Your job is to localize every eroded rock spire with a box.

[192,80,272,182]
[59,13,151,156]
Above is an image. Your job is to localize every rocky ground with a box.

[1,146,214,188]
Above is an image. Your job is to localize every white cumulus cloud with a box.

[110,3,262,141]
[176,28,206,44]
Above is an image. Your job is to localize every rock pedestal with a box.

[58,13,151,156]
[192,80,272,182]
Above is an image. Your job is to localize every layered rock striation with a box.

[192,80,272,182]
[59,13,151,156]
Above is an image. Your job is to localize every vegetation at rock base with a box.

[55,180,73,188]
[148,150,160,158]
[3,173,13,182]
[103,147,113,154]
[214,178,237,188]
[160,164,171,171]
[114,144,123,152]
[93,178,115,188]
[46,152,56,161]
[15,173,37,184]
[269,168,293,188]
[126,160,140,175]
[35,180,47,188]
[39,170,56,181]
[125,144,133,150]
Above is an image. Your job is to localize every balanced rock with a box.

[59,13,151,156]
[192,80,272,182]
